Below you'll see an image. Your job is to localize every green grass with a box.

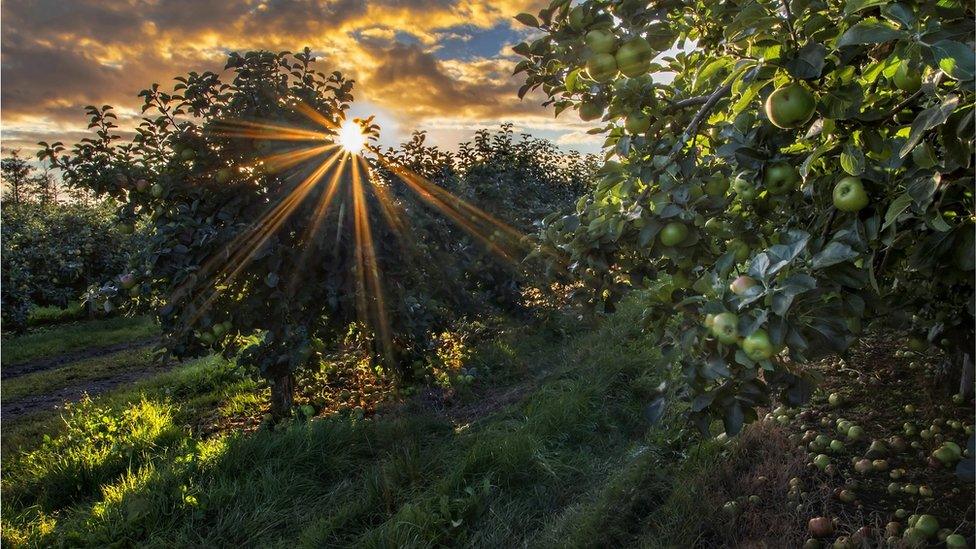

[1,347,159,401]
[27,302,90,326]
[1,315,158,366]
[1,295,724,547]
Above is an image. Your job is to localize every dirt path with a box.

[1,366,172,421]
[1,337,159,380]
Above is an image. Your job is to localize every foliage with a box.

[40,48,595,416]
[514,0,974,434]
[1,199,137,333]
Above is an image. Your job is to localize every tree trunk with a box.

[959,352,974,399]
[270,371,295,420]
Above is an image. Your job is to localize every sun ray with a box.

[351,156,395,365]
[212,119,331,142]
[173,149,344,328]
[292,101,342,132]
[286,153,351,297]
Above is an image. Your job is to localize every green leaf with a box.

[899,95,960,157]
[840,142,865,175]
[785,43,827,80]
[514,13,540,28]
[928,40,976,82]
[836,20,907,47]
[844,0,888,15]
[882,193,912,230]
[811,241,859,269]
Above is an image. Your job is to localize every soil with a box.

[1,366,172,421]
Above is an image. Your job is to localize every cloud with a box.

[1,0,589,153]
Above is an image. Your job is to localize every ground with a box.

[0,298,972,547]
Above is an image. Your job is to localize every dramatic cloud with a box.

[1,0,598,153]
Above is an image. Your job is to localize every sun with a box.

[337,119,366,154]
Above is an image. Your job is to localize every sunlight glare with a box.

[338,120,366,154]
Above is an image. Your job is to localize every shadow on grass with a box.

[2,296,711,548]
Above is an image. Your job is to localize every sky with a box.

[0,0,603,157]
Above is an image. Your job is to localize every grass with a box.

[1,347,159,401]
[1,295,726,547]
[1,315,158,366]
[27,302,89,327]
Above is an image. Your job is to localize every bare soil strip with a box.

[1,338,159,380]
[1,366,172,421]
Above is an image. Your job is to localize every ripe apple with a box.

[659,222,689,247]
[741,329,774,361]
[135,178,150,192]
[765,83,817,129]
[586,52,618,82]
[893,60,922,93]
[763,162,800,195]
[584,29,617,53]
[832,177,869,212]
[119,273,136,289]
[729,275,757,295]
[710,312,739,344]
[809,517,834,538]
[625,112,651,134]
[615,37,654,77]
[579,100,605,121]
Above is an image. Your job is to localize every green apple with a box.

[893,60,922,93]
[741,329,774,361]
[946,534,968,549]
[763,162,800,195]
[625,112,651,134]
[659,222,689,247]
[615,37,654,77]
[832,176,869,212]
[813,453,830,470]
[118,223,135,235]
[729,275,757,295]
[151,183,164,198]
[180,148,197,161]
[914,515,939,539]
[585,29,617,53]
[704,174,730,197]
[765,83,817,129]
[704,218,727,236]
[828,393,844,407]
[216,167,233,184]
[727,239,750,262]
[733,175,758,202]
[704,313,716,328]
[586,52,618,82]
[579,100,605,121]
[711,312,739,344]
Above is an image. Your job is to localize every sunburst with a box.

[180,102,557,364]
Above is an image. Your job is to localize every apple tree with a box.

[40,49,472,418]
[514,0,974,434]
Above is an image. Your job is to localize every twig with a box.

[780,0,799,46]
[634,83,733,206]
[662,95,710,114]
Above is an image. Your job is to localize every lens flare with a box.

[338,120,366,154]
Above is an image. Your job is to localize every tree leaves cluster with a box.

[514,0,974,435]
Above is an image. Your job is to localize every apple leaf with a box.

[785,43,827,80]
[836,19,907,47]
[811,241,859,269]
[928,40,976,82]
[900,95,960,158]
[514,13,540,28]
[840,142,865,176]
[882,193,913,230]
